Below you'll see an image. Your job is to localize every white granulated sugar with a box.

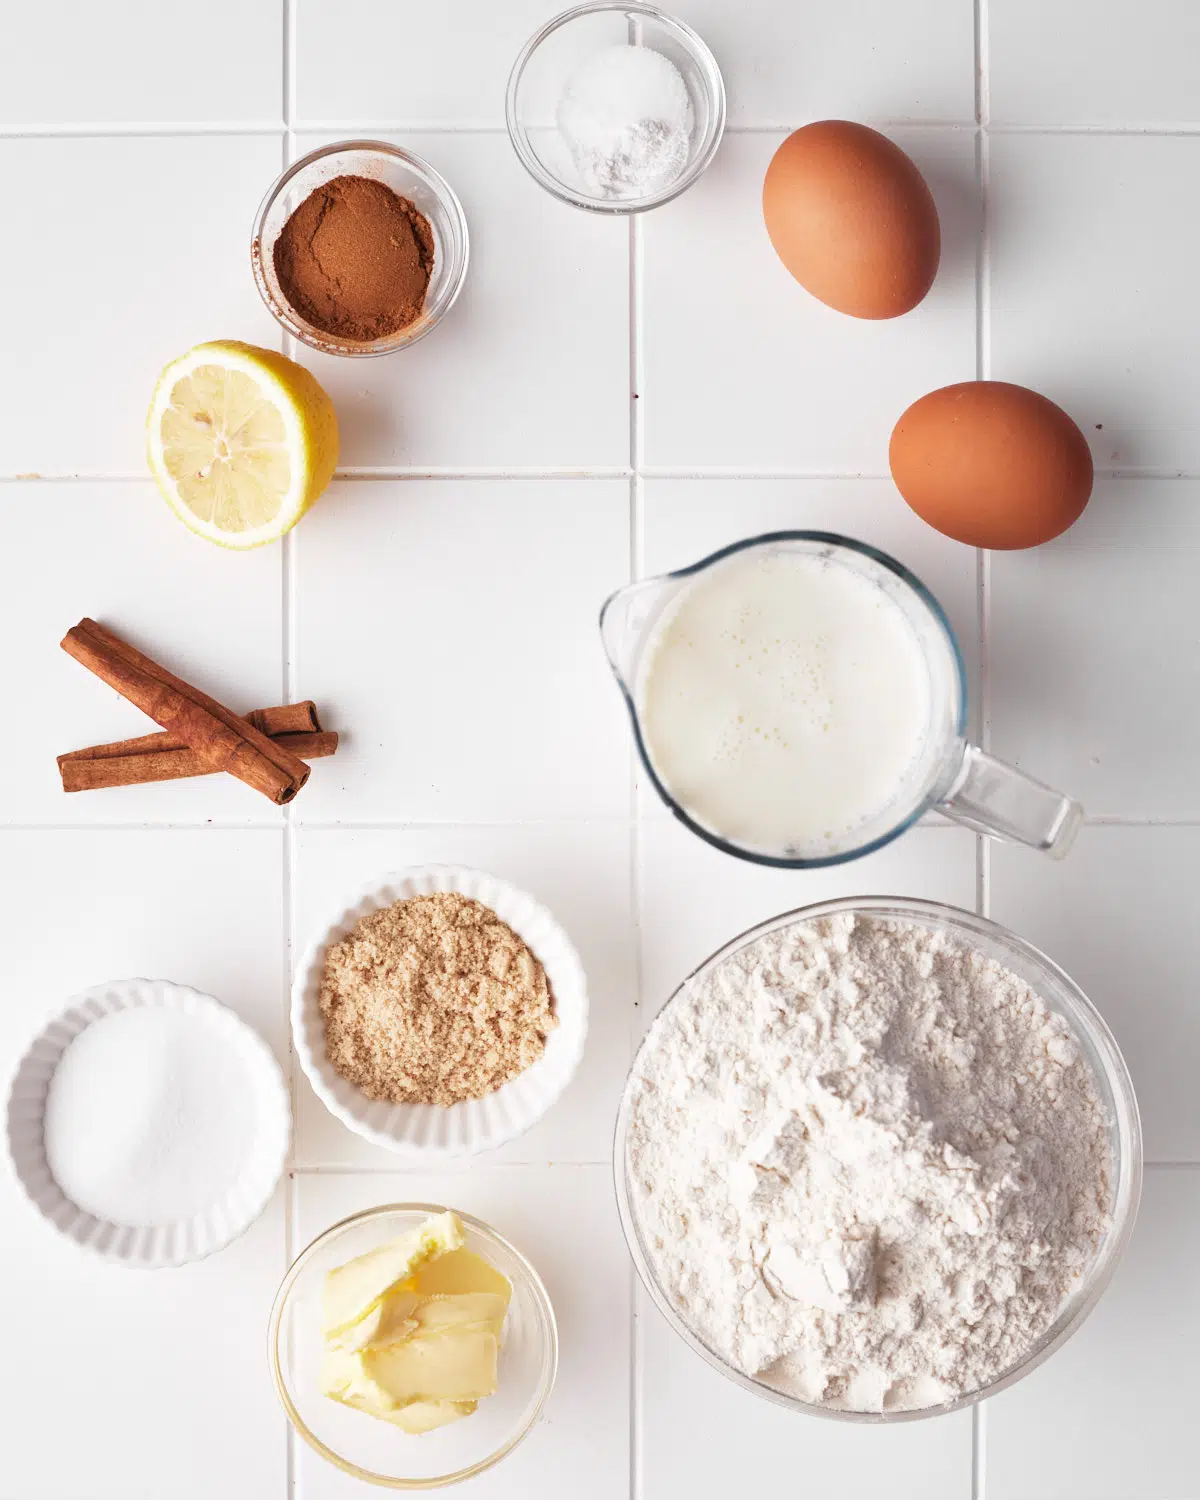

[557,44,694,199]
[627,914,1113,1412]
[44,1007,257,1228]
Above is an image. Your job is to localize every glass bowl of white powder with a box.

[615,897,1141,1420]
[506,3,726,214]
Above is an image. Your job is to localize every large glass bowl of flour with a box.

[615,897,1141,1421]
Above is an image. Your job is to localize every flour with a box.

[627,913,1113,1412]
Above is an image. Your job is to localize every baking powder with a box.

[556,44,694,199]
[627,913,1113,1412]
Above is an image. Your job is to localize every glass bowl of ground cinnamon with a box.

[251,140,469,357]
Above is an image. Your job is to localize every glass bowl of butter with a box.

[269,1205,558,1487]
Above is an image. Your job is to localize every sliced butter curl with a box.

[322,1211,465,1339]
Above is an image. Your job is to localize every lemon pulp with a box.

[147,340,338,549]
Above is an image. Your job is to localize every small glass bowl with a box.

[507,2,726,214]
[251,141,469,357]
[615,897,1143,1422]
[269,1204,558,1488]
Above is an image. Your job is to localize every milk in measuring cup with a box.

[639,548,931,856]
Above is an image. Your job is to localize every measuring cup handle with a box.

[936,744,1082,858]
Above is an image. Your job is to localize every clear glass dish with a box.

[251,141,469,357]
[614,896,1142,1422]
[507,2,726,214]
[269,1204,557,1487]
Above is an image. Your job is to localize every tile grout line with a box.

[7,814,1200,834]
[629,98,645,1500]
[626,16,646,1497]
[973,1403,987,1500]
[7,464,1200,484]
[333,467,636,479]
[974,0,990,1493]
[281,4,298,1497]
[978,121,1200,136]
[976,0,993,781]
[0,469,641,482]
[292,1160,614,1174]
[0,122,286,138]
[972,94,989,940]
[286,1157,1200,1173]
[12,120,1200,140]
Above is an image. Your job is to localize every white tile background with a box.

[0,2,1197,1498]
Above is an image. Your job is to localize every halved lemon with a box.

[147,340,338,549]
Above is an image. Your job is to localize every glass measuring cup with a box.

[600,532,1081,867]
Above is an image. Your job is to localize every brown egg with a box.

[762,121,940,319]
[890,382,1094,549]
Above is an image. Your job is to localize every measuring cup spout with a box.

[599,574,679,694]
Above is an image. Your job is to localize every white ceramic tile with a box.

[0,0,282,126]
[987,1167,1200,1500]
[989,0,1200,126]
[292,1166,629,1500]
[639,819,978,1028]
[291,824,635,1167]
[0,1179,287,1500]
[639,478,982,793]
[0,481,289,825]
[672,0,976,125]
[0,827,287,1061]
[292,479,631,822]
[988,481,1200,820]
[642,129,978,472]
[0,828,289,1498]
[0,136,283,477]
[639,1290,973,1499]
[988,134,1200,472]
[991,826,1200,1163]
[294,0,974,131]
[294,132,629,470]
[294,0,560,126]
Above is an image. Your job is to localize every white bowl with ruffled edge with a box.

[292,866,588,1158]
[5,979,291,1268]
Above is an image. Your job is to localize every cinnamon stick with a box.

[65,700,321,758]
[61,620,311,805]
[58,701,338,793]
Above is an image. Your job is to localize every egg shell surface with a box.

[762,120,941,320]
[889,382,1094,549]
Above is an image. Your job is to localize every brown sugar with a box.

[319,893,558,1107]
[272,174,434,343]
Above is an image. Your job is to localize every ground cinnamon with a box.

[273,175,434,342]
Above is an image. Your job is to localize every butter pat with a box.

[322,1210,464,1339]
[320,1212,512,1436]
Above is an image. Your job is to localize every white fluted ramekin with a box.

[5,979,290,1268]
[292,866,588,1158]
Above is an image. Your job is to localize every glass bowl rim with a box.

[250,140,470,357]
[613,895,1143,1423]
[505,0,728,215]
[268,1202,559,1487]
